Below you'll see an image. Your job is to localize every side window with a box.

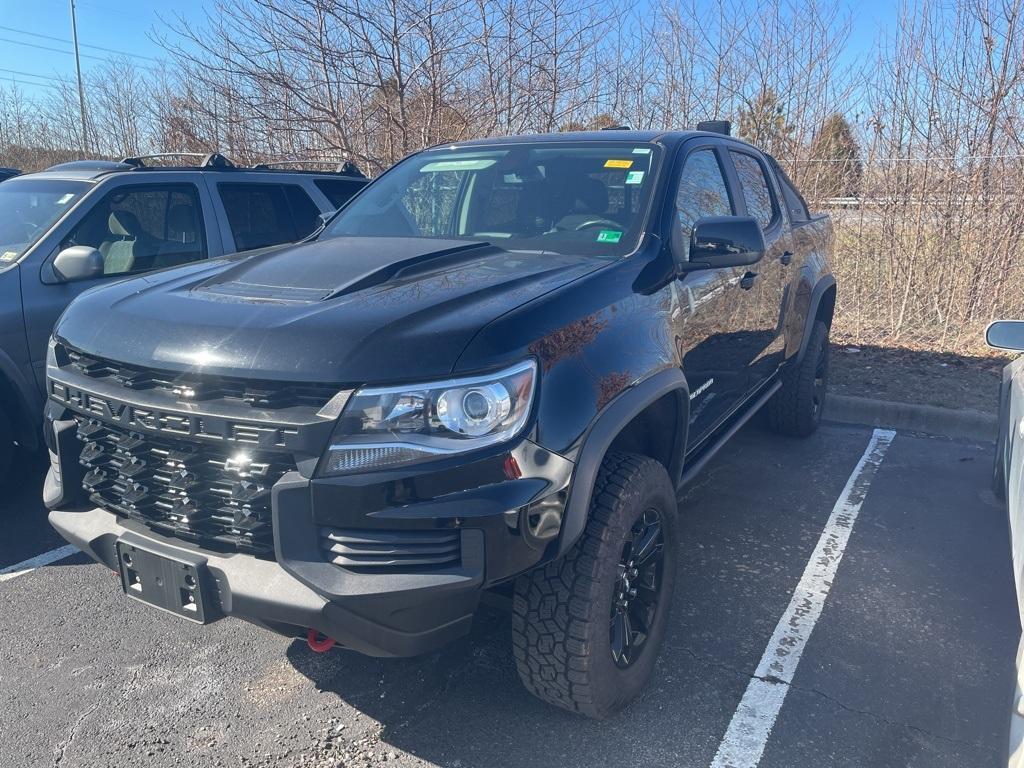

[730,151,777,229]
[284,185,321,237]
[61,184,207,277]
[675,149,733,258]
[777,171,809,223]
[218,183,320,251]
[314,178,366,209]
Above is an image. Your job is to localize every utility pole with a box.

[69,0,89,157]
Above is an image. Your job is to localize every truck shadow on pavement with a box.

[282,599,728,768]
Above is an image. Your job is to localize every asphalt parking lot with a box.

[0,421,1017,768]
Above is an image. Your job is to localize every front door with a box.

[669,143,766,444]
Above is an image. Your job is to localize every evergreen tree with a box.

[808,114,863,198]
[737,88,792,156]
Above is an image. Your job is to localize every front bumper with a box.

[49,498,485,657]
[45,407,575,657]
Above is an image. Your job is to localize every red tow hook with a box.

[306,628,336,653]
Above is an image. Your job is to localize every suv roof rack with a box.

[119,152,235,169]
[600,125,632,131]
[696,120,732,136]
[251,158,366,178]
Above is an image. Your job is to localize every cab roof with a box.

[439,129,745,149]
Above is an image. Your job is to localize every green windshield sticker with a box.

[419,158,497,172]
[597,230,623,243]
[625,170,645,185]
[632,147,652,154]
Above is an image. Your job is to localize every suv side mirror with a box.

[986,320,1024,352]
[53,245,104,282]
[680,215,766,270]
[318,210,335,227]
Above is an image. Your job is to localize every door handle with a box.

[780,251,793,265]
[740,271,758,290]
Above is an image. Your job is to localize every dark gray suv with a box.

[0,153,367,478]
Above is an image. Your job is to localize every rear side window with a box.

[61,183,207,277]
[730,151,777,229]
[314,178,366,209]
[218,183,321,252]
[777,171,810,222]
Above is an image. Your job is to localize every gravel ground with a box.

[829,343,1010,414]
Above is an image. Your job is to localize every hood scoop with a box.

[191,237,491,305]
[196,281,334,304]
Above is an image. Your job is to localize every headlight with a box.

[320,360,537,476]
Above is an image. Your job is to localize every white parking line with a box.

[709,428,896,768]
[0,544,80,583]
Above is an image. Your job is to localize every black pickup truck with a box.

[44,127,834,718]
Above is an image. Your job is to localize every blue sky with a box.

[0,0,899,101]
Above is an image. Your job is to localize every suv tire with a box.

[512,451,678,718]
[767,319,830,437]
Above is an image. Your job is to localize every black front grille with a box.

[319,527,461,570]
[60,345,338,410]
[76,416,292,555]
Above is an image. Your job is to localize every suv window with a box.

[61,184,207,277]
[218,183,321,252]
[314,178,366,209]
[730,151,777,229]
[675,149,733,259]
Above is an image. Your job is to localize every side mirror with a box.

[318,210,336,226]
[680,215,766,270]
[53,245,104,282]
[986,320,1024,352]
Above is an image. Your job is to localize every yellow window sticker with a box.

[604,159,633,169]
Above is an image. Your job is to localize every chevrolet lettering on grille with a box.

[49,380,297,448]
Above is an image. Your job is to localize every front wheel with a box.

[511,451,678,718]
[767,319,830,437]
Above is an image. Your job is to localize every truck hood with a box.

[54,236,601,384]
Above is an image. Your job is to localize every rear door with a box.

[724,148,791,389]
[21,175,217,391]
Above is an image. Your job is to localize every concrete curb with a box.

[825,394,997,442]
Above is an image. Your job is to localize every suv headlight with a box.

[320,360,537,476]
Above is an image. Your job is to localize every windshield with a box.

[0,178,91,264]
[321,142,661,257]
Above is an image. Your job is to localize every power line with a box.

[0,36,160,72]
[0,67,65,84]
[0,24,160,63]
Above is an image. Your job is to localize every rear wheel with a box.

[511,451,678,718]
[767,320,830,437]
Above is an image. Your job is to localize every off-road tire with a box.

[511,451,678,719]
[767,319,830,437]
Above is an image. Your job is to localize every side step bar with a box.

[678,380,782,489]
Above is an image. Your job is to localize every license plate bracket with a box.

[115,539,209,623]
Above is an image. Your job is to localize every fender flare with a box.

[796,274,836,364]
[556,367,689,557]
[0,348,43,451]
